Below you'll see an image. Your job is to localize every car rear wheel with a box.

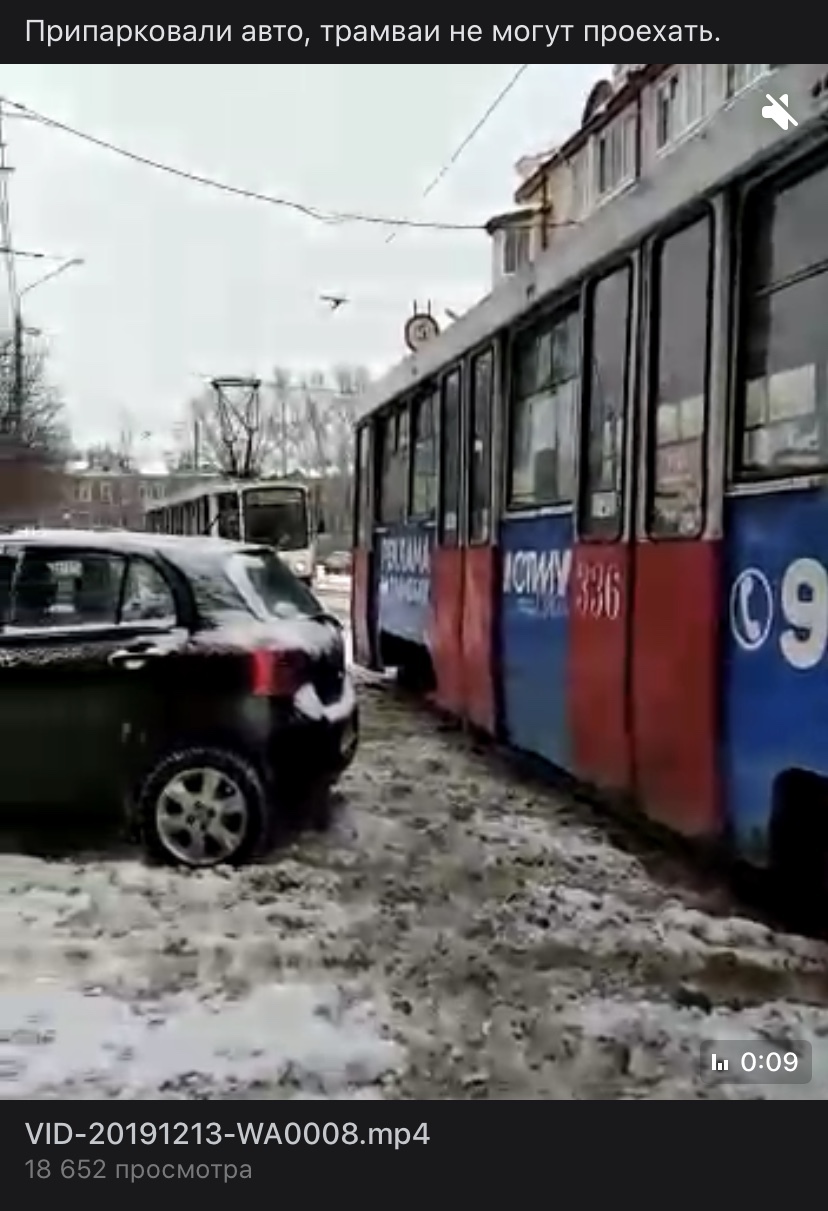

[137,747,269,868]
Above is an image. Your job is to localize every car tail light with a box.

[249,648,309,697]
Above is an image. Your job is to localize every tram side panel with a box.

[430,542,465,714]
[498,514,574,769]
[568,542,633,792]
[723,490,828,864]
[352,547,376,669]
[461,545,498,734]
[630,538,721,837]
[375,522,435,674]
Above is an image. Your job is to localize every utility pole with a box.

[280,391,288,477]
[11,310,23,436]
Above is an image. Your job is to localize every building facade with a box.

[42,470,213,530]
[488,63,775,285]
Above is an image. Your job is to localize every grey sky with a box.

[0,62,607,461]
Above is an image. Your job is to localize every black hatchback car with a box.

[0,530,358,867]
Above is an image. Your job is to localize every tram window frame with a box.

[378,412,394,525]
[410,386,439,521]
[355,423,373,546]
[507,303,580,510]
[468,346,494,545]
[734,156,828,483]
[646,210,714,540]
[216,492,241,541]
[439,367,463,547]
[378,403,410,525]
[578,262,632,541]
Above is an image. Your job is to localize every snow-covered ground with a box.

[3,578,828,1098]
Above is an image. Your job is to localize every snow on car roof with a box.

[5,528,260,568]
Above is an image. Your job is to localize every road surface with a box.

[1,575,828,1098]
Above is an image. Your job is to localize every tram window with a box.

[580,265,631,539]
[648,216,712,537]
[378,414,394,524]
[355,425,373,545]
[468,349,493,543]
[216,492,241,540]
[737,162,828,478]
[439,369,462,545]
[411,389,438,519]
[379,405,409,524]
[509,307,579,507]
[195,496,209,535]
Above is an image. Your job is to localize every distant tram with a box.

[351,64,828,911]
[145,478,318,583]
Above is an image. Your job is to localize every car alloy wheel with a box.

[138,747,269,868]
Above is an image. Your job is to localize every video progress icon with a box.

[762,94,798,131]
[710,1053,729,1072]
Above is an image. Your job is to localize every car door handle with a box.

[108,648,161,670]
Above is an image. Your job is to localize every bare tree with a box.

[0,334,70,524]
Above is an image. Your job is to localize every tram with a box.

[145,479,317,584]
[351,64,828,907]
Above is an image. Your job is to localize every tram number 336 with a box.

[575,562,622,621]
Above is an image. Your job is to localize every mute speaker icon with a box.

[762,94,797,130]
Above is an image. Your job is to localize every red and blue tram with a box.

[351,65,828,905]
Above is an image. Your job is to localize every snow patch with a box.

[0,984,401,1099]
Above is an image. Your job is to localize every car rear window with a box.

[226,549,321,620]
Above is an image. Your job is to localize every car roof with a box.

[3,528,261,570]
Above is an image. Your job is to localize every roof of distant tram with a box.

[144,477,310,513]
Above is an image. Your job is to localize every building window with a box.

[503,225,531,275]
[76,480,92,503]
[509,306,580,507]
[571,151,589,218]
[648,215,712,538]
[596,113,636,196]
[579,265,632,538]
[656,74,681,149]
[726,64,768,98]
[99,481,112,503]
[736,160,828,479]
[684,64,706,127]
[411,388,438,519]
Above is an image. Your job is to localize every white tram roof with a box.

[356,64,825,423]
[145,477,308,512]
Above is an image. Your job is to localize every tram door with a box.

[568,260,637,793]
[429,350,497,734]
[430,367,466,713]
[352,423,378,668]
[628,210,720,838]
[460,346,497,734]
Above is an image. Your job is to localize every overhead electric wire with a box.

[0,94,486,232]
[385,63,531,245]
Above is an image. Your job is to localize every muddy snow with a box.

[3,580,828,1098]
